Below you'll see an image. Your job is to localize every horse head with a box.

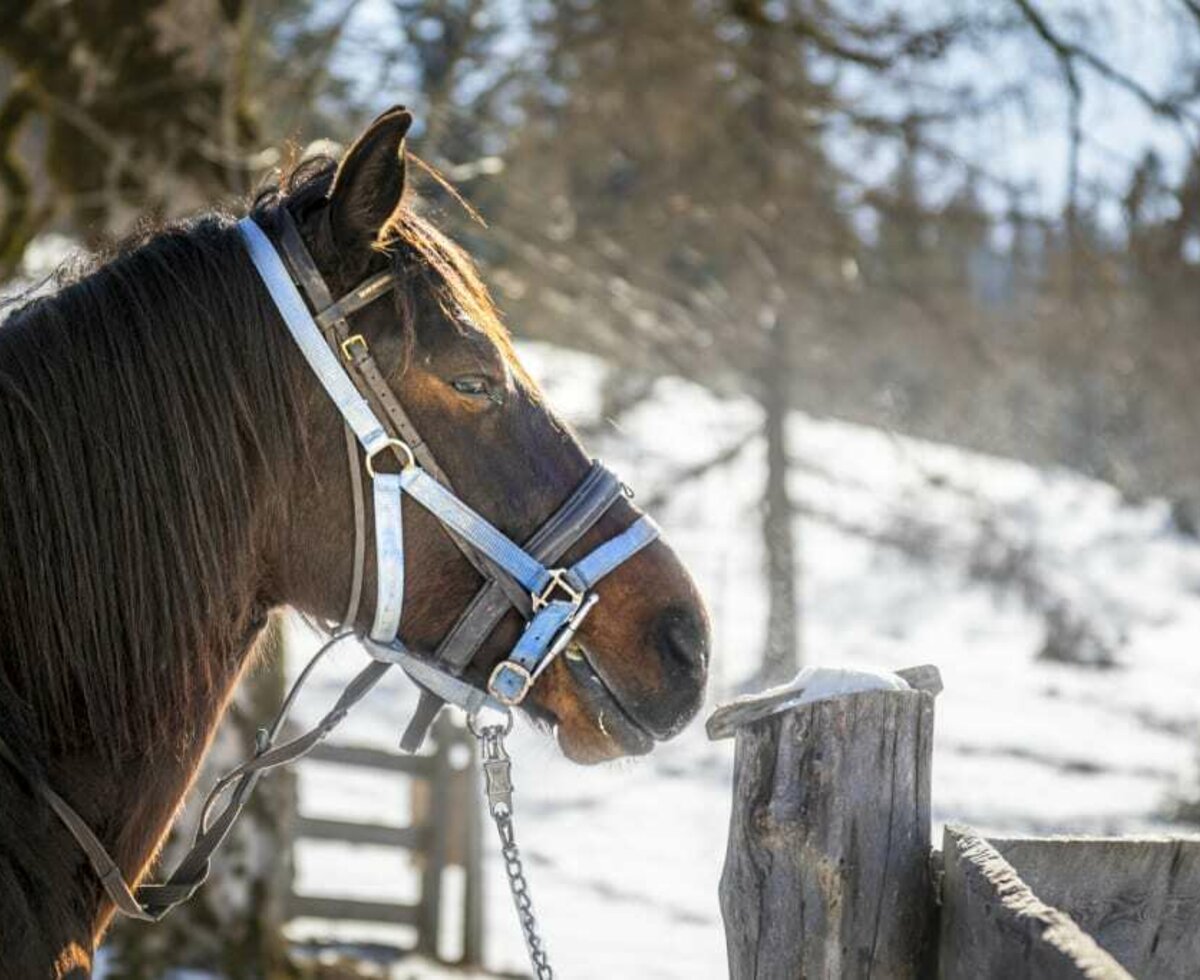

[270,108,710,762]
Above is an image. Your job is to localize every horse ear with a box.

[328,106,413,250]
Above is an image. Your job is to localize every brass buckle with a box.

[340,333,368,361]
[531,568,584,612]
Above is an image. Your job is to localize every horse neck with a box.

[0,632,266,977]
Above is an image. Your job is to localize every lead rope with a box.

[473,712,555,980]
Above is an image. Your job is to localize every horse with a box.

[0,107,710,978]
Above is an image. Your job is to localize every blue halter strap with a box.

[237,215,659,713]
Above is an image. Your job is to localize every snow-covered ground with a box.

[285,342,1200,979]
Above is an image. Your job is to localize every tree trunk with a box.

[749,5,800,686]
[760,314,800,684]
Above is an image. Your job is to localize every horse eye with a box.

[451,376,490,397]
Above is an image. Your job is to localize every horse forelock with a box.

[257,155,533,393]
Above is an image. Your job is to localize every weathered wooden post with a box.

[709,665,942,980]
[939,826,1132,979]
[989,835,1200,978]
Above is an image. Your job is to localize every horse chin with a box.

[530,643,656,764]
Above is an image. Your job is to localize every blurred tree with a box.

[481,0,1200,677]
[0,0,362,272]
[391,0,503,159]
[487,0,878,681]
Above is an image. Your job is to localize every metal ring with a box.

[365,438,415,477]
[468,704,514,738]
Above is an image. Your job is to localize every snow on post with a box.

[709,664,942,980]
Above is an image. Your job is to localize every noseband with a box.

[21,206,657,928]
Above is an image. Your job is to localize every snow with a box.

[283,341,1200,979]
[706,664,913,739]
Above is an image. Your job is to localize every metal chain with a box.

[477,721,554,980]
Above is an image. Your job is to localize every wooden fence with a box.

[712,665,1198,979]
[287,712,483,966]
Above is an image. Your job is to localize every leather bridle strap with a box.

[0,636,394,922]
[435,463,621,671]
[133,654,392,915]
[242,215,409,643]
[272,219,370,621]
[0,733,155,921]
[274,211,533,625]
[341,423,367,628]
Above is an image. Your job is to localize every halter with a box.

[24,207,657,932]
[243,210,659,731]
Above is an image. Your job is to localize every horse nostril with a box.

[652,605,709,679]
[619,603,709,741]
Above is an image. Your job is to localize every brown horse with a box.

[0,108,709,978]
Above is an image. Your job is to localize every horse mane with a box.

[0,208,304,762]
[0,155,517,765]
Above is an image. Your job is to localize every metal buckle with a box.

[340,333,368,361]
[488,661,534,706]
[365,438,415,477]
[487,594,599,707]
[531,568,584,612]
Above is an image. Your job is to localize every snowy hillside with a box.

[286,341,1200,980]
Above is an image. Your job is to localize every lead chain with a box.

[478,724,554,980]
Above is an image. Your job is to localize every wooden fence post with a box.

[417,712,453,957]
[713,666,941,980]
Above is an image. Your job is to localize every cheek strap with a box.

[370,472,405,642]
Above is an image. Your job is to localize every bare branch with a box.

[730,0,965,70]
[1011,0,1199,130]
[643,439,757,510]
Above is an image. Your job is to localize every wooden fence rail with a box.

[940,826,1131,979]
[287,712,483,966]
[987,834,1200,978]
